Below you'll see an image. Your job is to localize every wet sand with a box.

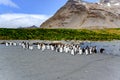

[0,44,120,80]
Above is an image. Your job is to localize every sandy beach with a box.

[0,43,120,80]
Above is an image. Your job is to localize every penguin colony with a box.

[4,41,105,55]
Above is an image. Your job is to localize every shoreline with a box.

[0,45,120,80]
[0,39,120,43]
[0,40,120,56]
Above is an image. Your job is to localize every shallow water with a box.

[81,41,120,55]
[1,40,120,55]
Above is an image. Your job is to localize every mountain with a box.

[100,0,120,5]
[40,0,120,29]
[18,25,38,29]
[0,14,49,28]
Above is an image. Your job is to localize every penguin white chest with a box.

[71,49,75,55]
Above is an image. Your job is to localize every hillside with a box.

[40,0,120,29]
[0,28,120,40]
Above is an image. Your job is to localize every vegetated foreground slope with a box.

[0,28,120,40]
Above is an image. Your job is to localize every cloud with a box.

[0,13,51,28]
[0,0,19,8]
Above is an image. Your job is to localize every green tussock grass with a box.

[0,28,120,41]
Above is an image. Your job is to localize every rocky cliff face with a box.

[40,0,120,29]
[100,0,120,5]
